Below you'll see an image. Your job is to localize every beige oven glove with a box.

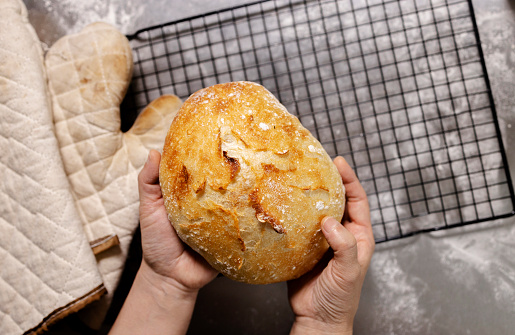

[45,22,182,326]
[0,1,106,334]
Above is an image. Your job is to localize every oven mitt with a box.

[45,22,182,326]
[0,1,106,334]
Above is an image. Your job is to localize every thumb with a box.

[321,217,360,280]
[138,149,162,205]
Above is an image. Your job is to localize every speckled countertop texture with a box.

[25,0,515,334]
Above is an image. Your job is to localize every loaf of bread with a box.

[160,81,345,284]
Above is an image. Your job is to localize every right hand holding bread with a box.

[288,156,375,335]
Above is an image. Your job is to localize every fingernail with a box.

[322,217,338,233]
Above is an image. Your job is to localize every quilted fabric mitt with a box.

[45,22,182,325]
[0,0,105,334]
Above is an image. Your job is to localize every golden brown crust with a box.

[160,81,345,284]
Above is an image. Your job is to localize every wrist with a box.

[138,260,199,306]
[291,316,353,335]
[110,261,199,334]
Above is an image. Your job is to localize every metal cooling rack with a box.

[123,0,515,243]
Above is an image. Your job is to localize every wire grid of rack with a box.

[124,0,515,243]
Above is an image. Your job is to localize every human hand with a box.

[110,150,217,335]
[288,156,375,335]
[137,149,218,295]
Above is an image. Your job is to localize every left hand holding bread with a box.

[109,150,217,335]
[138,149,218,292]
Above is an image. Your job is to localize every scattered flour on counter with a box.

[439,231,515,312]
[365,255,431,334]
[42,0,145,36]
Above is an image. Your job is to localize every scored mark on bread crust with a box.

[238,236,246,252]
[175,164,189,198]
[223,150,240,180]
[195,180,206,194]
[180,165,189,183]
[249,189,286,234]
